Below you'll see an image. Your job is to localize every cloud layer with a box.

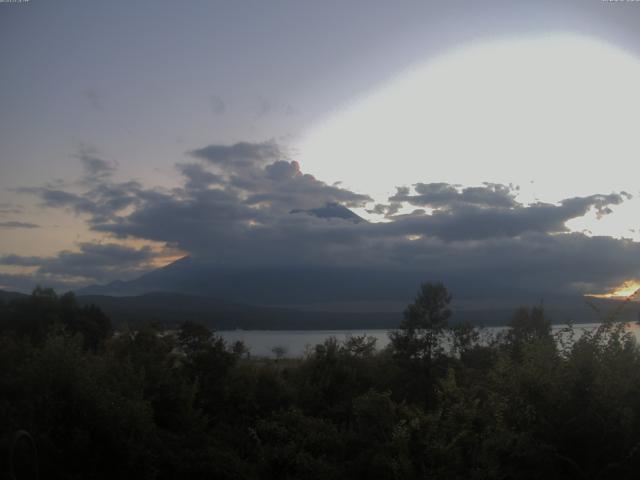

[0,242,156,288]
[2,141,638,302]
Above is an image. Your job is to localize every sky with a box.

[2,0,640,301]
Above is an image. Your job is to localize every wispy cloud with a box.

[0,221,39,229]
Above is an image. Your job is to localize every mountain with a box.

[290,202,365,223]
[77,257,428,305]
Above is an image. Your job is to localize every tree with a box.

[60,292,112,350]
[450,320,480,358]
[177,321,237,414]
[177,320,213,355]
[389,282,452,363]
[506,304,552,357]
[231,340,250,358]
[0,288,112,350]
[271,345,287,360]
[343,335,377,357]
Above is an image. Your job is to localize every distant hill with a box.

[76,291,401,330]
[76,254,640,328]
[3,287,640,329]
[0,289,27,303]
[70,292,640,329]
[3,287,401,330]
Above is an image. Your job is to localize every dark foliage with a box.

[0,287,112,350]
[3,286,640,479]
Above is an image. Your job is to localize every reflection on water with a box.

[219,322,640,358]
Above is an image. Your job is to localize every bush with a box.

[4,285,640,478]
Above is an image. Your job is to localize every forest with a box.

[2,283,640,479]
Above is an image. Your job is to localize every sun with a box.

[298,34,640,237]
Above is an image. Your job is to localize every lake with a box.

[218,322,640,358]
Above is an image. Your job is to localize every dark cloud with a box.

[40,242,154,279]
[366,202,402,217]
[12,186,100,218]
[389,182,518,209]
[379,192,629,242]
[371,232,640,300]
[77,143,371,268]
[22,178,142,224]
[9,140,639,301]
[0,221,39,229]
[0,254,43,266]
[21,188,89,216]
[243,162,371,211]
[0,242,156,284]
[374,184,631,242]
[189,141,286,170]
[178,163,224,190]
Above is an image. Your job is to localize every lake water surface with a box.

[218,322,640,358]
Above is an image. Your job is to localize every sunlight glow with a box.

[298,34,640,237]
[150,253,187,269]
[587,280,640,299]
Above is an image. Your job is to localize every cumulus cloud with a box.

[91,154,372,265]
[177,163,224,191]
[389,182,518,209]
[189,141,286,170]
[380,185,630,241]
